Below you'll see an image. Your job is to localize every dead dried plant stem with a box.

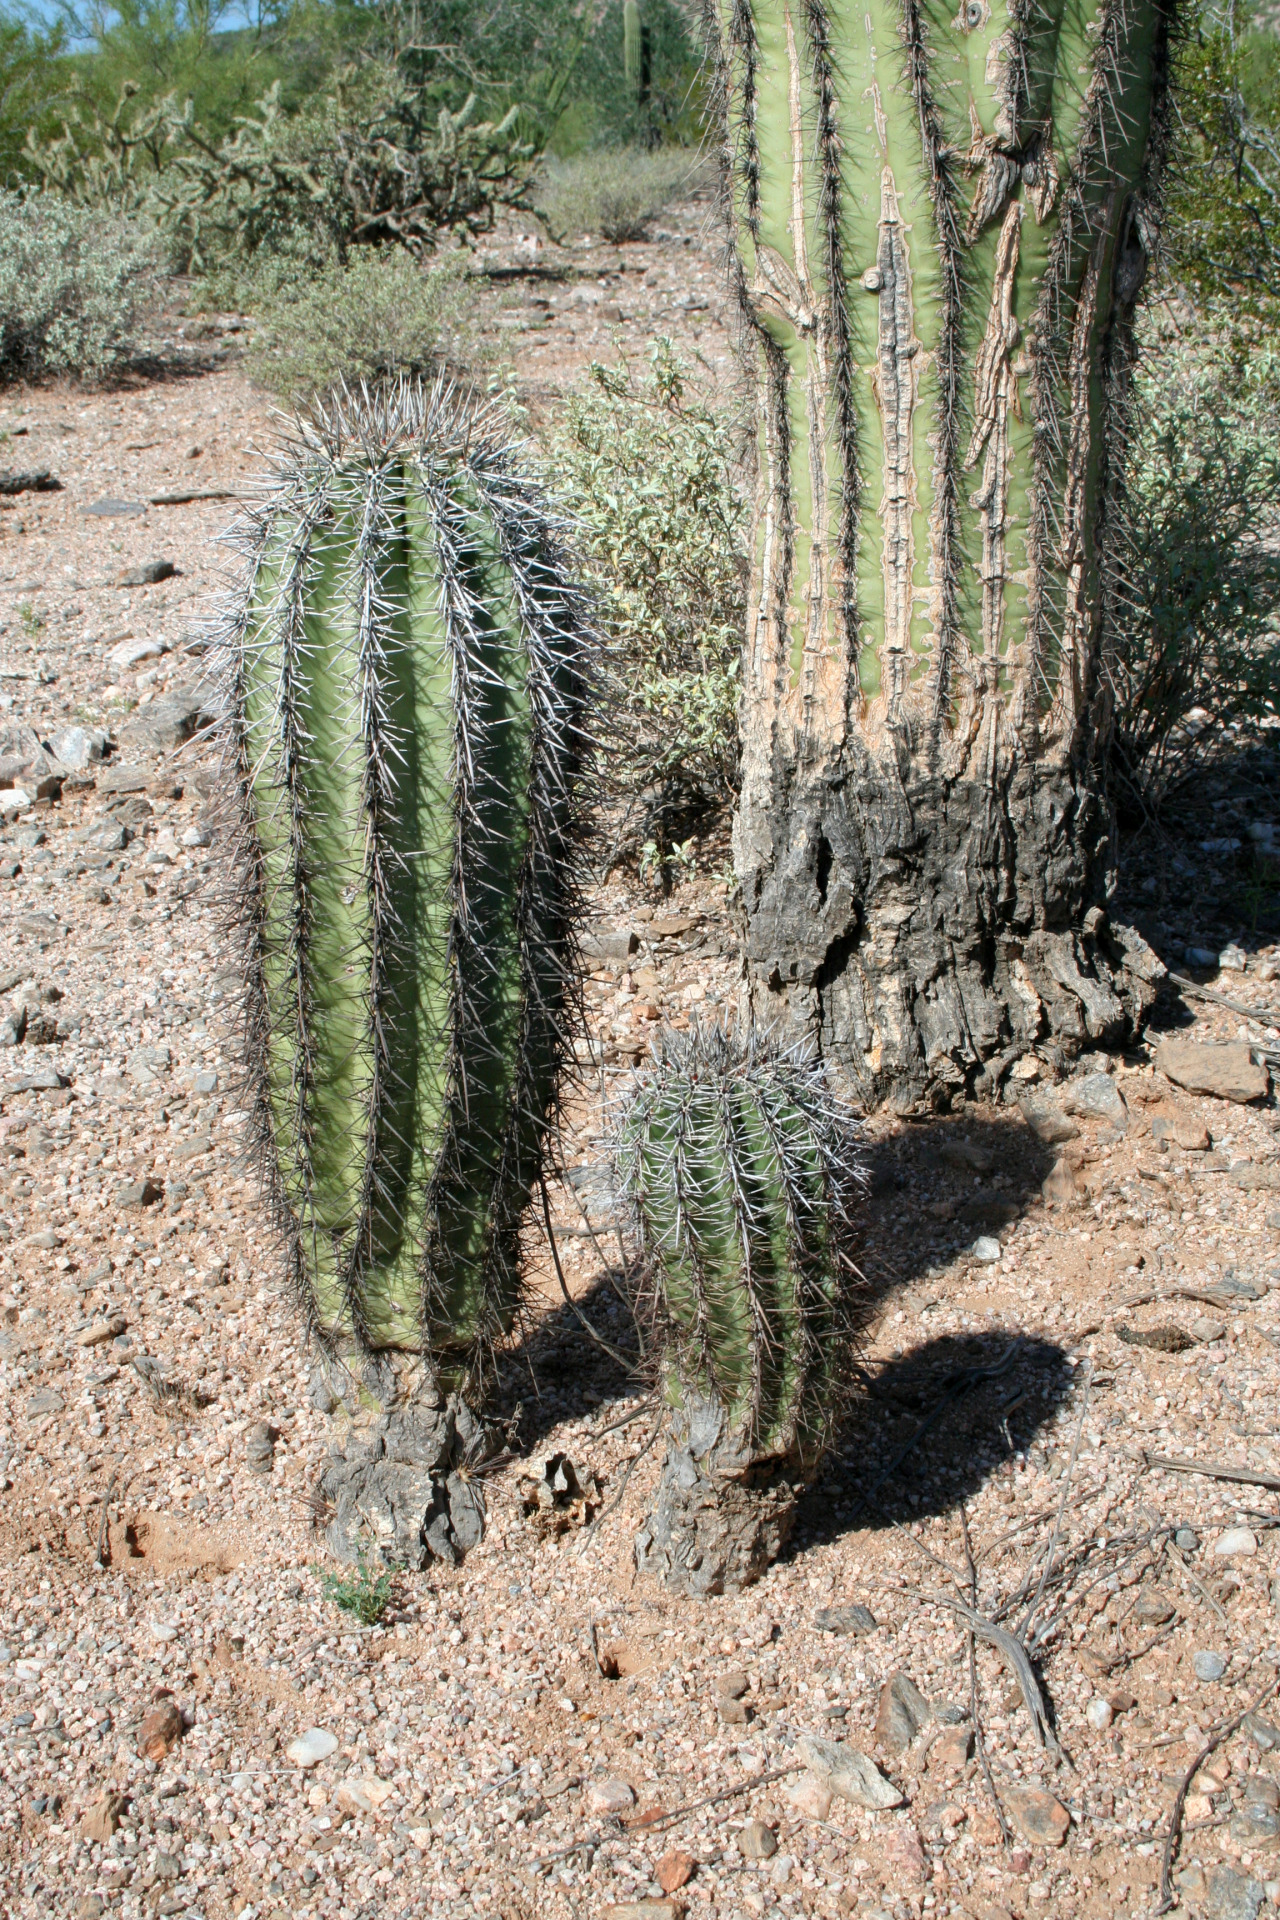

[1020,1358,1092,1643]
[1157,1674,1280,1913]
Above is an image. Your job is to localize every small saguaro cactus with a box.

[219,379,591,1562]
[624,0,643,95]
[612,1022,866,1595]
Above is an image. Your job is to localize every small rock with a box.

[1231,1803,1280,1845]
[1196,1651,1229,1682]
[1203,1866,1264,1920]
[153,1851,181,1881]
[799,1734,903,1809]
[1155,1037,1269,1105]
[1246,1777,1280,1810]
[1085,1697,1114,1731]
[881,1825,927,1883]
[1135,1590,1177,1624]
[814,1602,877,1636]
[115,1177,163,1209]
[1234,1164,1280,1192]
[940,1139,993,1173]
[740,1818,778,1859]
[583,1776,636,1815]
[603,1906,678,1920]
[118,561,178,587]
[1042,1156,1083,1205]
[656,1850,696,1893]
[1151,1112,1212,1151]
[49,725,108,771]
[1220,945,1249,972]
[1175,1527,1200,1552]
[137,1699,184,1761]
[286,1728,339,1769]
[875,1672,931,1752]
[931,1725,974,1771]
[1018,1096,1079,1145]
[782,1774,833,1820]
[1215,1526,1259,1558]
[1066,1071,1129,1129]
[580,930,639,963]
[80,1792,126,1843]
[0,468,61,495]
[82,497,147,517]
[971,1235,1002,1265]
[1190,1315,1228,1344]
[74,1898,105,1920]
[308,1369,339,1415]
[75,1314,127,1347]
[1003,1781,1070,1847]
[25,1390,64,1417]
[716,1669,750,1699]
[337,1781,374,1814]
[245,1421,276,1473]
[1245,1713,1280,1752]
[718,1695,751,1725]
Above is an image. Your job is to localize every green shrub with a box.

[32,61,537,271]
[549,339,748,861]
[0,190,163,382]
[1111,312,1280,797]
[321,1554,392,1625]
[238,245,485,400]
[534,145,700,243]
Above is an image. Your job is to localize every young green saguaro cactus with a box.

[613,1023,866,1594]
[222,379,590,1403]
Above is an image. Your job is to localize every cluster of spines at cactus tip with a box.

[215,376,592,1396]
[612,1021,866,1463]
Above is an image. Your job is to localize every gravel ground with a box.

[1,193,1279,1920]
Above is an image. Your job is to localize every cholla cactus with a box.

[612,1022,866,1595]
[220,378,590,1402]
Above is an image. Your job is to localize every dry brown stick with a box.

[537,1168,638,1375]
[94,1472,118,1570]
[535,1765,804,1865]
[1164,1535,1230,1628]
[1166,969,1280,1028]
[1143,1451,1280,1494]
[1020,1358,1092,1643]
[961,1504,1013,1847]
[573,1407,665,1556]
[1157,1674,1280,1913]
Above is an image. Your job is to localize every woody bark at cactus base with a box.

[711,0,1172,1109]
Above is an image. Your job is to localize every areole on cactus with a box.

[612,1021,866,1595]
[219,378,591,1406]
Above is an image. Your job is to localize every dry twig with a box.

[1143,1451,1280,1494]
[1158,1674,1280,1913]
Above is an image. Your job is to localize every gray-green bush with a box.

[0,189,163,382]
[549,339,747,863]
[239,246,485,401]
[1111,314,1280,797]
[534,146,700,244]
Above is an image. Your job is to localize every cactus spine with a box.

[613,1023,865,1594]
[222,379,590,1399]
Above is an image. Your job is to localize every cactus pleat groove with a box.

[224,379,589,1394]
[711,0,1172,1106]
[613,1024,865,1594]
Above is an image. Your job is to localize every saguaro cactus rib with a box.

[222,380,590,1400]
[613,1024,866,1594]
[712,0,1172,1105]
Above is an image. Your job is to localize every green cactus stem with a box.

[612,1022,866,1594]
[624,0,643,95]
[220,378,591,1405]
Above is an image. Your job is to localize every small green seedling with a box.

[321,1554,392,1626]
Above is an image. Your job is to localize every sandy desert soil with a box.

[1,188,1279,1920]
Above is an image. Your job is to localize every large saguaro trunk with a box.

[712,0,1172,1108]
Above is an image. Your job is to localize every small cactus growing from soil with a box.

[612,1022,866,1595]
[220,376,590,1404]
